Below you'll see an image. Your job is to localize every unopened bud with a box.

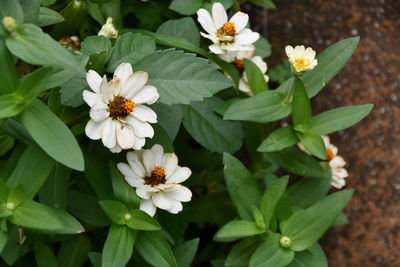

[2,16,18,32]
[280,236,292,248]
[98,17,118,39]
[124,213,132,221]
[6,202,15,211]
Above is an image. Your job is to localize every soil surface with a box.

[247,1,400,266]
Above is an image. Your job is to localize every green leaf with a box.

[151,103,182,141]
[248,0,276,9]
[39,163,71,209]
[214,220,265,242]
[244,58,268,95]
[0,225,30,265]
[19,99,84,171]
[83,150,113,200]
[50,208,85,234]
[135,49,232,104]
[34,242,58,267]
[254,36,271,58]
[16,67,52,103]
[287,176,331,210]
[0,0,24,26]
[225,237,264,267]
[252,206,266,230]
[6,24,86,74]
[88,252,102,267]
[37,7,65,27]
[292,78,311,127]
[19,0,40,24]
[156,17,200,46]
[281,189,354,251]
[297,132,326,160]
[257,126,299,152]
[173,238,199,267]
[59,75,88,108]
[0,93,25,119]
[110,162,140,209]
[99,200,129,225]
[0,40,18,94]
[0,134,14,156]
[136,231,177,267]
[302,37,360,98]
[224,90,291,123]
[106,33,155,72]
[181,97,243,154]
[260,176,289,227]
[67,190,109,227]
[7,145,54,199]
[0,230,7,253]
[169,0,203,15]
[126,210,161,231]
[309,104,373,135]
[267,148,330,178]
[102,224,136,267]
[223,153,262,220]
[288,244,328,267]
[9,199,63,231]
[249,234,294,267]
[57,235,91,267]
[81,35,111,56]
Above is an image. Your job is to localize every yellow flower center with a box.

[294,58,307,70]
[326,148,335,161]
[232,58,244,73]
[108,96,135,119]
[217,22,236,44]
[145,166,166,187]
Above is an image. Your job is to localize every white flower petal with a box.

[238,78,252,95]
[229,12,248,32]
[122,71,149,99]
[165,185,192,202]
[114,63,133,87]
[109,143,123,153]
[151,144,164,166]
[200,32,218,43]
[251,56,267,73]
[212,2,228,29]
[101,119,117,148]
[116,123,135,149]
[126,115,154,138]
[152,192,172,210]
[86,70,102,93]
[331,177,346,189]
[127,152,146,177]
[89,105,109,122]
[330,156,346,168]
[167,200,183,214]
[131,85,159,105]
[332,167,349,179]
[140,199,157,217]
[163,153,179,177]
[131,105,157,123]
[133,136,146,150]
[142,149,156,174]
[167,167,192,184]
[197,9,216,35]
[137,187,152,199]
[209,44,224,54]
[235,29,260,45]
[285,45,294,58]
[117,162,140,180]
[83,90,102,107]
[85,119,104,140]
[100,75,114,102]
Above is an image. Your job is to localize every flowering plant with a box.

[0,0,372,266]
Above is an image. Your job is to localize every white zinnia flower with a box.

[219,49,269,96]
[98,17,118,38]
[197,2,259,54]
[83,63,159,153]
[298,135,349,189]
[117,144,192,216]
[285,45,318,74]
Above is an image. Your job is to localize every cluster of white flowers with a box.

[83,62,192,216]
[298,135,349,189]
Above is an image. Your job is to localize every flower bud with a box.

[124,213,132,221]
[2,16,18,32]
[6,202,15,211]
[98,17,118,39]
[280,236,292,248]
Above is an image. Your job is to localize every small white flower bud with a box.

[2,16,18,32]
[280,236,292,248]
[98,17,118,39]
[124,213,132,221]
[6,202,15,211]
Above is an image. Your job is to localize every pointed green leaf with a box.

[110,162,140,209]
[288,176,331,209]
[19,99,84,171]
[16,67,52,103]
[156,17,200,46]
[102,225,136,267]
[99,200,129,225]
[244,58,268,95]
[281,189,354,251]
[37,7,65,27]
[57,235,91,267]
[39,163,71,209]
[34,242,58,267]
[215,220,265,242]
[309,104,373,135]
[292,78,311,127]
[298,132,326,160]
[257,126,299,152]
[223,153,262,220]
[0,40,18,94]
[249,233,294,267]
[225,237,264,267]
[173,238,199,267]
[0,93,25,119]
[126,210,161,231]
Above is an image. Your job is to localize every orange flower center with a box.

[294,58,306,69]
[108,96,135,119]
[232,58,245,73]
[326,148,335,161]
[145,166,166,187]
[217,22,236,37]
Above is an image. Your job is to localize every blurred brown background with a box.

[247,0,400,266]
